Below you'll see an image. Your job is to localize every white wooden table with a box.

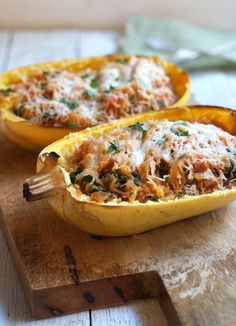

[0,29,236,326]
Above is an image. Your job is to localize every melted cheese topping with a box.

[5,57,176,128]
[67,120,236,203]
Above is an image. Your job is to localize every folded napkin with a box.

[119,15,236,70]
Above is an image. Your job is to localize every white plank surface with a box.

[0,29,236,326]
[0,0,235,31]
[0,31,10,71]
[91,300,168,326]
[80,31,118,57]
[7,30,80,69]
[191,71,236,109]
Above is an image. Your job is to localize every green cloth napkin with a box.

[119,15,236,70]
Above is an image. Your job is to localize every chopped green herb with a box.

[42,70,50,76]
[116,58,128,64]
[157,100,164,109]
[0,88,12,95]
[156,139,165,145]
[108,140,120,153]
[42,108,56,119]
[90,78,99,88]
[226,159,235,176]
[83,88,96,100]
[178,153,187,160]
[69,167,83,183]
[81,73,91,79]
[129,95,135,104]
[156,134,167,146]
[129,122,147,136]
[148,106,155,111]
[163,175,169,182]
[132,172,141,185]
[113,171,128,185]
[132,172,141,180]
[170,128,189,137]
[232,151,236,160]
[174,120,188,126]
[67,121,79,129]
[81,175,93,183]
[90,181,108,193]
[60,98,79,110]
[150,197,159,202]
[105,85,116,93]
[173,193,183,199]
[115,76,120,81]
[16,104,24,116]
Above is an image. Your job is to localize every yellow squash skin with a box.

[36,105,236,237]
[0,55,190,151]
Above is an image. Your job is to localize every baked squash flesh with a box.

[0,55,190,151]
[24,106,236,236]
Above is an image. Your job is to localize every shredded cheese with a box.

[66,120,236,203]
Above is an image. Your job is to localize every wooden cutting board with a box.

[1,133,236,325]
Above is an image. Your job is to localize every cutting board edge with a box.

[0,206,34,312]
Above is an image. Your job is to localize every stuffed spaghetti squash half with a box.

[23,105,236,236]
[0,55,189,151]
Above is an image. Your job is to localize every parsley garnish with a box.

[156,134,167,146]
[67,121,79,129]
[113,171,128,185]
[129,122,147,136]
[81,73,91,79]
[226,159,235,176]
[132,172,141,180]
[69,167,83,183]
[0,88,12,95]
[90,78,99,88]
[170,128,189,137]
[163,175,169,183]
[90,181,108,193]
[157,100,164,109]
[116,58,128,64]
[173,193,183,199]
[108,140,120,153]
[83,89,96,100]
[150,197,159,202]
[43,108,56,119]
[81,175,93,183]
[60,98,79,110]
[132,172,141,185]
[129,122,145,132]
[174,121,188,126]
[178,153,187,160]
[16,104,24,116]
[42,70,50,76]
[129,95,135,104]
[105,85,116,93]
[115,76,120,81]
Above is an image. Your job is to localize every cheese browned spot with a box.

[67,120,236,203]
[8,57,176,128]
